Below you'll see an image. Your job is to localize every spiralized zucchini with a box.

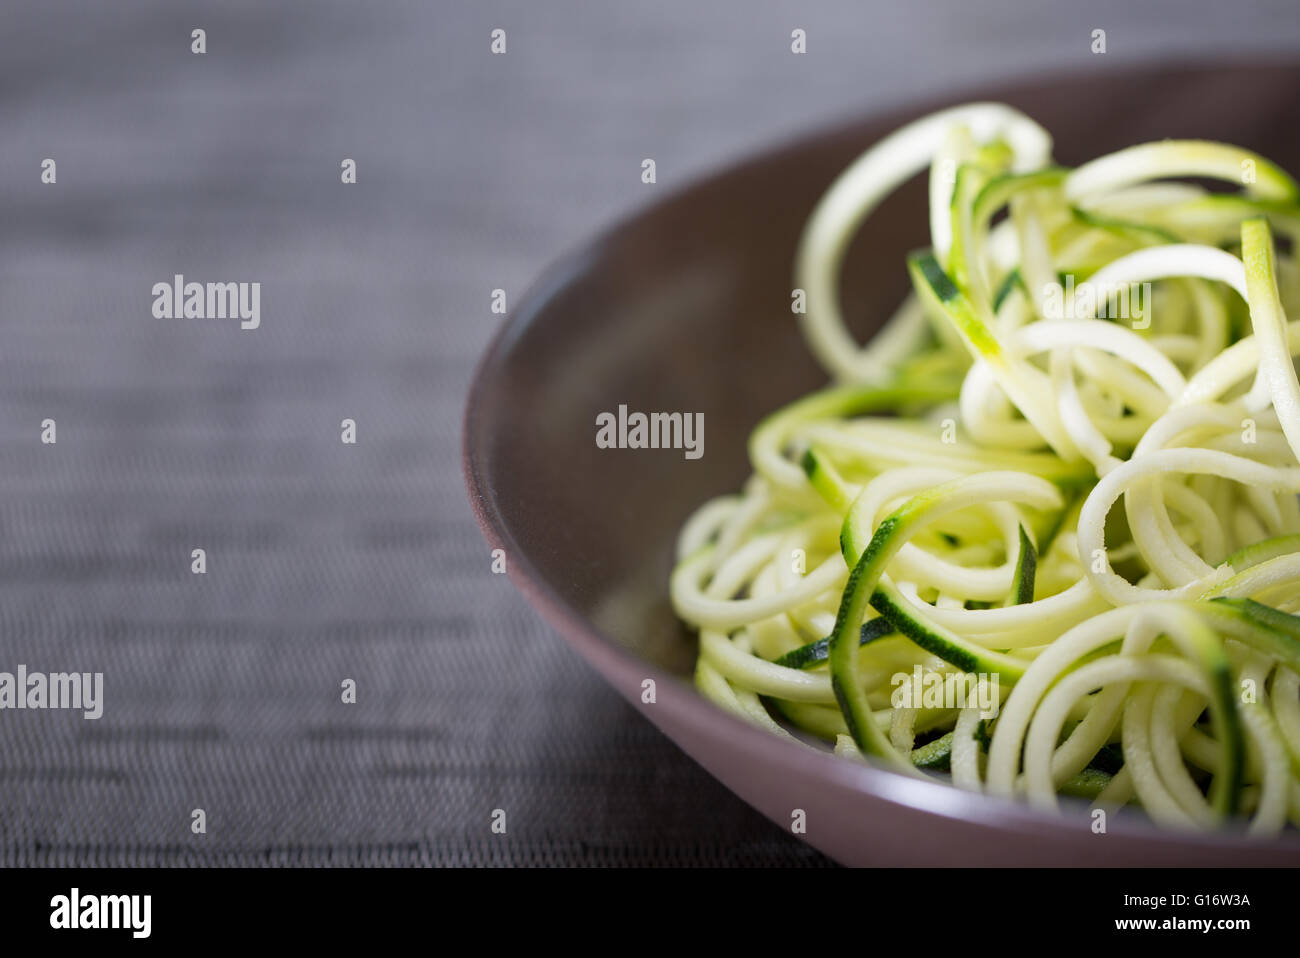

[671,103,1300,833]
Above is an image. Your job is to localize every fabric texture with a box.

[0,0,1294,866]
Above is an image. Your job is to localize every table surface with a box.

[1,0,1296,866]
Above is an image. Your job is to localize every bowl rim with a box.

[462,61,1300,861]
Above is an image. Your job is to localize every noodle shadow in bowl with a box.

[463,62,1300,865]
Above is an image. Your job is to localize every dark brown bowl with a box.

[463,62,1300,865]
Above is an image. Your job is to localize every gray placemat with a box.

[0,0,1295,866]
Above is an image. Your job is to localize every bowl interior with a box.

[465,62,1300,863]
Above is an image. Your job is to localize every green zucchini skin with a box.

[772,616,895,671]
[1010,524,1037,606]
[910,732,953,771]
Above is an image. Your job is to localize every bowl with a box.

[463,62,1300,865]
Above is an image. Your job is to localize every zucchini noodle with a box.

[671,104,1300,833]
